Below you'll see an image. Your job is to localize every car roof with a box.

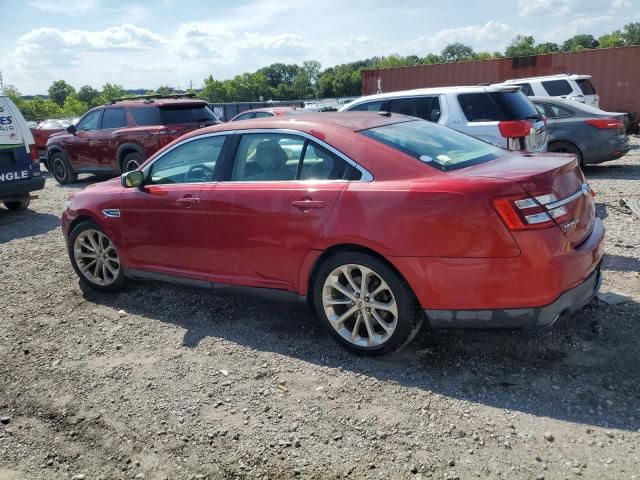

[504,74,592,83]
[236,106,296,115]
[529,96,619,115]
[106,98,208,108]
[342,85,521,107]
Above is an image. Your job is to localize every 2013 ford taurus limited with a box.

[61,112,604,356]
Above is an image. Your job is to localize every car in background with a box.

[339,85,547,152]
[62,112,603,356]
[31,118,76,166]
[531,96,629,165]
[0,95,44,210]
[46,94,220,184]
[228,106,298,122]
[501,74,599,108]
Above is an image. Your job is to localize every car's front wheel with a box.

[313,251,423,355]
[50,152,78,185]
[68,220,125,292]
[3,195,30,211]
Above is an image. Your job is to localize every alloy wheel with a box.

[124,158,140,172]
[73,229,121,286]
[322,264,398,347]
[52,157,66,181]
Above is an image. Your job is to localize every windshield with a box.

[361,120,506,171]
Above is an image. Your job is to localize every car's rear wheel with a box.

[122,152,141,173]
[68,220,125,292]
[50,152,77,185]
[3,196,30,211]
[313,251,423,355]
[548,141,583,165]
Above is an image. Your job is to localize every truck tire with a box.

[3,196,30,211]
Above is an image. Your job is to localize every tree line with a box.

[4,22,640,121]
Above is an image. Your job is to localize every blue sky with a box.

[1,0,638,94]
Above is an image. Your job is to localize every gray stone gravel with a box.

[0,139,639,479]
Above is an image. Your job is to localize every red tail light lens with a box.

[491,193,571,231]
[29,144,39,164]
[585,118,623,129]
[498,120,532,138]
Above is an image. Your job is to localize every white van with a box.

[500,74,599,108]
[339,85,547,152]
[0,96,44,210]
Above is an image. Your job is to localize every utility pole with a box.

[0,71,5,95]
[189,80,193,91]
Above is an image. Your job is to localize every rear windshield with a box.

[458,91,538,122]
[576,79,596,95]
[160,105,217,124]
[361,120,505,171]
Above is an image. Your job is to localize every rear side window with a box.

[131,107,161,126]
[253,112,273,118]
[541,80,573,96]
[362,120,505,172]
[233,112,254,121]
[387,96,441,122]
[576,79,596,95]
[348,100,384,112]
[160,105,217,124]
[101,108,127,129]
[458,91,538,122]
[514,83,534,96]
[299,143,350,180]
[533,102,574,119]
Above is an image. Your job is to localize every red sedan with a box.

[62,113,604,355]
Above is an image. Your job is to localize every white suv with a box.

[500,74,599,108]
[339,85,547,152]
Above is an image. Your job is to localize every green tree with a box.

[99,83,127,102]
[474,51,493,60]
[3,84,23,107]
[61,95,88,117]
[422,53,442,64]
[536,42,560,54]
[598,31,624,48]
[48,80,76,107]
[23,97,62,121]
[562,34,598,51]
[621,22,640,45]
[440,43,475,62]
[505,35,537,57]
[302,60,321,87]
[156,85,175,96]
[76,85,100,106]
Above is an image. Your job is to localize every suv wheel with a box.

[50,152,78,185]
[548,141,583,165]
[68,220,126,292]
[3,196,30,211]
[122,152,142,172]
[313,251,423,356]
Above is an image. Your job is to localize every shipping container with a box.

[362,46,640,129]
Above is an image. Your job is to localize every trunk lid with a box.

[461,151,596,246]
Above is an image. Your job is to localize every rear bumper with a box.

[425,264,601,328]
[0,176,45,200]
[582,135,630,165]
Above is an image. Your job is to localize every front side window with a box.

[231,134,304,181]
[299,143,350,180]
[348,100,384,112]
[149,135,226,184]
[76,110,102,132]
[541,80,573,96]
[101,108,127,129]
[361,120,505,171]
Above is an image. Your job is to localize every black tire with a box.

[548,141,583,165]
[121,152,142,173]
[3,196,30,211]
[50,151,78,185]
[312,251,423,356]
[68,220,126,292]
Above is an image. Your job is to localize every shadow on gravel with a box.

[583,163,640,181]
[603,253,640,272]
[81,279,640,432]
[0,208,59,242]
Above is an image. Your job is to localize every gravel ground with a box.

[1,139,639,480]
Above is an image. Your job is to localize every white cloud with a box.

[612,0,631,8]
[28,0,102,15]
[518,0,577,17]
[541,15,613,42]
[406,21,516,54]
[171,22,233,60]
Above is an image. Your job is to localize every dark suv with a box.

[46,95,220,184]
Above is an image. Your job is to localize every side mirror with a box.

[66,124,76,134]
[121,170,144,188]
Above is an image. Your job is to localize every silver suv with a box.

[500,74,599,108]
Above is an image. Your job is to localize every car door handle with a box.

[176,197,200,206]
[291,199,325,210]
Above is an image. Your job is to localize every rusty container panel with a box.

[362,46,640,119]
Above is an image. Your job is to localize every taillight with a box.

[29,144,39,164]
[498,120,532,138]
[491,193,571,231]
[585,118,623,129]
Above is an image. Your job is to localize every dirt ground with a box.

[1,139,639,480]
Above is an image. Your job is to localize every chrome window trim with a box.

[140,130,234,184]
[545,184,589,210]
[225,128,373,182]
